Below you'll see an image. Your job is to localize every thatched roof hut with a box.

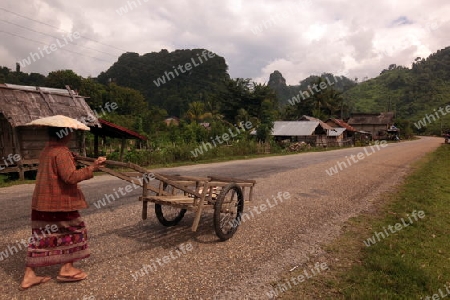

[0,83,100,179]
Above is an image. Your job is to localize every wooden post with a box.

[119,138,126,161]
[191,182,209,232]
[94,134,99,157]
[80,131,86,157]
[249,185,254,202]
[142,179,148,220]
[11,127,24,180]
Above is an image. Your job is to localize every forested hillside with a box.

[2,46,450,138]
[0,48,280,164]
[264,46,450,134]
[0,49,278,138]
[268,71,357,121]
[268,70,356,107]
[97,49,230,117]
[342,46,450,133]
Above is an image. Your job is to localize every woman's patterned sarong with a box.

[26,210,90,267]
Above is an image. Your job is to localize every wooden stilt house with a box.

[0,83,100,179]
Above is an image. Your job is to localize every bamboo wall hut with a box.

[0,83,100,179]
[325,118,357,146]
[347,112,395,140]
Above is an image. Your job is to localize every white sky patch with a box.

[228,0,243,13]
[372,25,433,63]
[53,16,73,34]
[374,31,415,57]
[303,23,328,42]
[340,55,358,73]
[257,58,302,85]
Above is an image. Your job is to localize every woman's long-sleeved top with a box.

[32,142,93,212]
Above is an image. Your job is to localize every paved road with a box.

[0,137,443,299]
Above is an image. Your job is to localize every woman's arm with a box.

[55,149,105,185]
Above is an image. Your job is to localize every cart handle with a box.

[75,156,149,173]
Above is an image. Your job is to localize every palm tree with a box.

[185,101,212,123]
[310,78,342,119]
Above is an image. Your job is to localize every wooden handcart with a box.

[76,157,256,241]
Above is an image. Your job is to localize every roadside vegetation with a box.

[0,174,35,188]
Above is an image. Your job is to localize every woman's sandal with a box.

[56,271,87,283]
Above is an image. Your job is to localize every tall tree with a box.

[185,101,212,123]
[45,70,82,90]
[256,99,276,142]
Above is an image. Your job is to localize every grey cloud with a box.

[0,0,449,85]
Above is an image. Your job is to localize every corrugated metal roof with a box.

[299,115,334,130]
[91,118,147,140]
[4,83,74,95]
[328,119,357,132]
[327,127,346,137]
[272,121,319,136]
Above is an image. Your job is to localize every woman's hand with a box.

[92,157,106,171]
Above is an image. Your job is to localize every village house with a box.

[0,83,146,179]
[271,115,343,147]
[325,118,357,146]
[347,112,395,140]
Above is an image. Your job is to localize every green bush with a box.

[0,174,9,185]
[103,135,280,167]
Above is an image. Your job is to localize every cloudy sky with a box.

[0,0,449,85]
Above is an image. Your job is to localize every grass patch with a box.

[0,173,35,188]
[278,145,450,299]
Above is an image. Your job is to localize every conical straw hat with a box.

[24,115,90,131]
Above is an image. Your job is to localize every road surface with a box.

[0,137,442,299]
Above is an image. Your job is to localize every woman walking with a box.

[20,115,105,290]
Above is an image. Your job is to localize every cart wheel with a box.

[213,183,244,241]
[155,182,187,226]
[155,204,187,226]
